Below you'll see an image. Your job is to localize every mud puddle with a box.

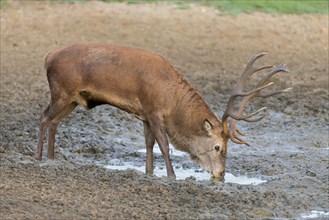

[299,210,329,219]
[104,144,266,185]
[104,163,266,185]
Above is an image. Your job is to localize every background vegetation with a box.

[101,0,328,14]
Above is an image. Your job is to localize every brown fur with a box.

[36,43,225,178]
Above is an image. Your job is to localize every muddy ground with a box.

[0,1,328,219]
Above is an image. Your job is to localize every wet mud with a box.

[1,1,328,219]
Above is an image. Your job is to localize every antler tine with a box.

[231,132,250,146]
[229,124,249,144]
[257,63,289,88]
[229,114,254,146]
[222,53,290,146]
[258,87,293,98]
[235,127,247,136]
[246,52,268,71]
[227,106,267,121]
[234,53,269,89]
[241,113,267,123]
[255,63,291,98]
[235,82,274,97]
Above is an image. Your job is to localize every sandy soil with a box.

[1,1,328,219]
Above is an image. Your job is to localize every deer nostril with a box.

[211,170,226,178]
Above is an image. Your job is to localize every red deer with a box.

[35,44,290,179]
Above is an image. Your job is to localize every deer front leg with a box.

[147,114,176,178]
[143,122,155,175]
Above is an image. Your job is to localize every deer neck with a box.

[165,86,218,154]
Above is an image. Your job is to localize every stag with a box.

[35,44,290,178]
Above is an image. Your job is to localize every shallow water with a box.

[105,144,267,185]
[104,163,266,185]
[105,163,266,185]
[299,210,329,219]
[136,144,189,157]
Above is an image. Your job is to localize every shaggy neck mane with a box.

[165,74,219,154]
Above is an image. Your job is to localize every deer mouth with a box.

[211,175,225,182]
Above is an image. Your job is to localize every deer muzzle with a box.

[212,168,226,178]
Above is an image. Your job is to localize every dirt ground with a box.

[1,1,328,219]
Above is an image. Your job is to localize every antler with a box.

[222,53,291,146]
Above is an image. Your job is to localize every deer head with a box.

[210,52,291,178]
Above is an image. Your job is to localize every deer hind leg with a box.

[47,102,77,159]
[143,122,155,175]
[147,114,175,178]
[35,97,76,160]
[36,105,51,160]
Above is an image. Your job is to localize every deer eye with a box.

[214,145,220,152]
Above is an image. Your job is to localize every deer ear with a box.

[203,119,213,136]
